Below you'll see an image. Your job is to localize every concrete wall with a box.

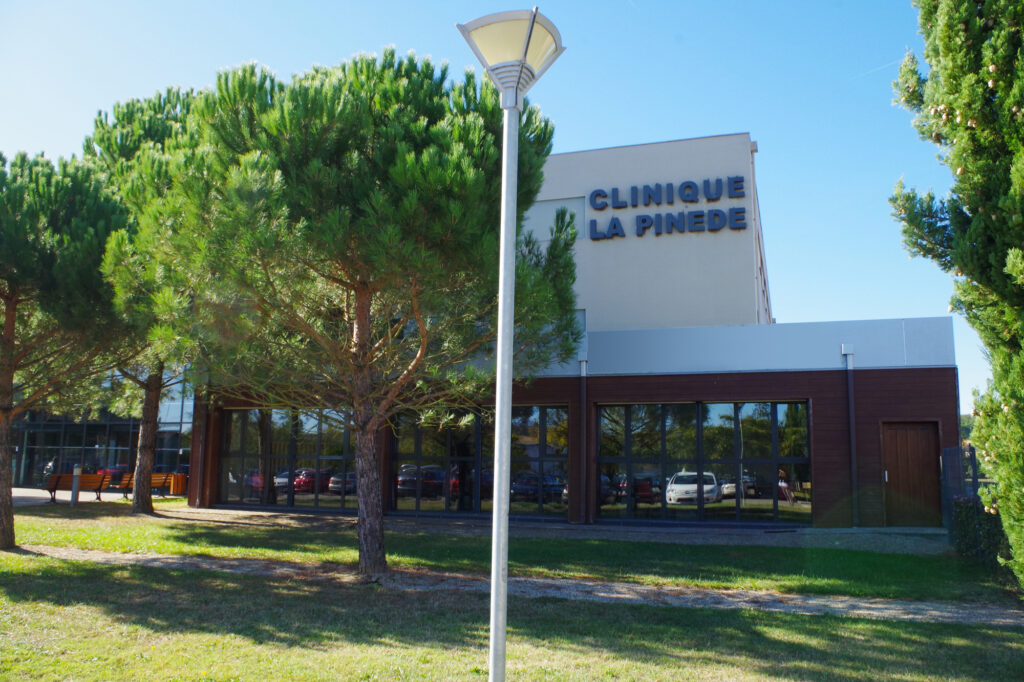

[523,134,770,332]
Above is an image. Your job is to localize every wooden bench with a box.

[118,472,175,499]
[45,473,111,503]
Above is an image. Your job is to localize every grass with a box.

[11,499,1019,603]
[1,552,1023,681]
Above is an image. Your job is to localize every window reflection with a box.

[702,404,735,459]
[598,401,811,524]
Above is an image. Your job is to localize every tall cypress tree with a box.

[0,153,127,547]
[170,50,580,577]
[892,0,1024,583]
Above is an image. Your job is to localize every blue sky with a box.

[0,0,984,411]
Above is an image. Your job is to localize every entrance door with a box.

[881,422,941,526]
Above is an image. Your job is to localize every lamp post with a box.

[457,8,564,681]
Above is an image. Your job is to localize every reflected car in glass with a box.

[511,471,564,503]
[665,471,721,504]
[328,471,357,495]
[719,475,757,498]
[450,467,493,500]
[274,468,330,494]
[565,474,617,505]
[395,464,445,498]
[612,473,662,504]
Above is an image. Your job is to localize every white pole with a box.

[489,104,519,682]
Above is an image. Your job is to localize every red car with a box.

[275,468,330,494]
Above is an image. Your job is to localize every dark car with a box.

[395,465,445,498]
[328,471,357,495]
[612,474,662,504]
[449,467,494,500]
[511,471,564,503]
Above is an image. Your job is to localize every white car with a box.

[665,472,721,504]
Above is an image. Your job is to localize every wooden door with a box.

[881,422,941,526]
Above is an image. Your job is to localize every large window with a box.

[389,405,568,517]
[12,380,193,488]
[597,402,811,524]
[218,408,355,510]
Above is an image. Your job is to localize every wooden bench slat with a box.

[45,473,110,502]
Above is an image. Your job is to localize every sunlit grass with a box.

[0,552,1021,681]
[12,499,1019,603]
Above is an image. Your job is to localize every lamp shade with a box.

[457,8,564,106]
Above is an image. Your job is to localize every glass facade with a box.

[10,381,193,488]
[389,406,569,517]
[218,409,356,510]
[597,402,811,524]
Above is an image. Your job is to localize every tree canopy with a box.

[84,88,197,513]
[0,152,128,547]
[892,0,1024,584]
[167,49,580,576]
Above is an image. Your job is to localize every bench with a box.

[45,473,111,503]
[118,472,176,499]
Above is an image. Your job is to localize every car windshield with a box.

[670,473,715,485]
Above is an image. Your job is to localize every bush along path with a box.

[15,543,1024,629]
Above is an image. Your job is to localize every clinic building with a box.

[188,133,960,528]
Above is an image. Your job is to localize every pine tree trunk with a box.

[1,295,17,548]
[354,424,387,578]
[0,415,14,549]
[351,286,387,578]
[132,370,163,514]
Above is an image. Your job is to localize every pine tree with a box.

[892,0,1024,583]
[0,153,128,547]
[168,50,581,578]
[85,88,196,514]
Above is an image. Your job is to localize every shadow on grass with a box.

[14,503,1017,603]
[0,553,1020,679]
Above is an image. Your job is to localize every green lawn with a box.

[11,500,1019,603]
[1,552,1022,681]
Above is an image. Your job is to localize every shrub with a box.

[951,496,1010,568]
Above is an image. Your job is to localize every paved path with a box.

[16,544,1024,629]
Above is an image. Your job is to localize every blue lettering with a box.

[607,216,626,238]
[589,189,608,211]
[728,176,745,198]
[642,184,662,206]
[688,210,706,231]
[654,213,663,235]
[708,209,727,231]
[630,186,639,208]
[665,212,685,233]
[666,182,674,204]
[728,207,747,229]
[589,219,605,240]
[703,178,723,202]
[679,181,699,203]
[610,187,628,209]
[636,214,653,236]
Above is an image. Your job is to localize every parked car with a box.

[720,475,757,498]
[664,471,721,504]
[96,464,129,485]
[562,474,617,505]
[274,468,330,494]
[395,464,445,498]
[328,471,357,495]
[450,467,493,500]
[511,471,564,503]
[611,473,662,504]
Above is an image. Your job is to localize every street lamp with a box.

[457,8,564,681]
